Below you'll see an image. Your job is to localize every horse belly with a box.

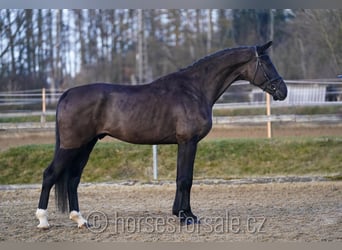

[99,103,176,144]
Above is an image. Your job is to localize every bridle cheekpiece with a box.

[251,46,283,95]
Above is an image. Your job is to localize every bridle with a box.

[251,46,283,95]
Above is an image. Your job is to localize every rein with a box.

[251,46,283,95]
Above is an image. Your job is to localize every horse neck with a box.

[187,47,253,106]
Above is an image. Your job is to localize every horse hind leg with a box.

[36,152,69,228]
[36,148,80,229]
[68,138,97,228]
[36,162,56,229]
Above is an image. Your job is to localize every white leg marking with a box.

[36,208,50,229]
[69,210,88,228]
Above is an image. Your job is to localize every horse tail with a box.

[54,125,69,213]
[54,167,69,213]
[54,92,69,213]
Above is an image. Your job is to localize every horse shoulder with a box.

[173,91,212,142]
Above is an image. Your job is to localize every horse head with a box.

[247,41,287,101]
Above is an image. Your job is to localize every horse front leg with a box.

[172,139,199,224]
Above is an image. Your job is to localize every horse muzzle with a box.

[272,80,287,101]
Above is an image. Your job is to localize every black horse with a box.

[36,41,287,228]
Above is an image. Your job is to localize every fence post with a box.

[152,145,158,180]
[266,93,272,138]
[41,88,46,123]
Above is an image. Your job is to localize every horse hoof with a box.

[36,209,50,229]
[177,210,200,225]
[78,222,90,229]
[37,224,50,230]
[180,217,201,225]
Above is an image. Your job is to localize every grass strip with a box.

[0,137,341,184]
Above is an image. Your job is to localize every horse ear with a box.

[257,41,273,54]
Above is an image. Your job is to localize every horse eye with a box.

[271,84,276,90]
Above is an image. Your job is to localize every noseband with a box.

[251,47,283,95]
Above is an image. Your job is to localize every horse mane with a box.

[154,46,252,84]
[179,46,251,72]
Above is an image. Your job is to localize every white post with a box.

[152,145,158,180]
[266,93,272,138]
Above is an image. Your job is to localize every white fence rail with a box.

[1,114,341,131]
[0,89,63,107]
[218,79,342,107]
